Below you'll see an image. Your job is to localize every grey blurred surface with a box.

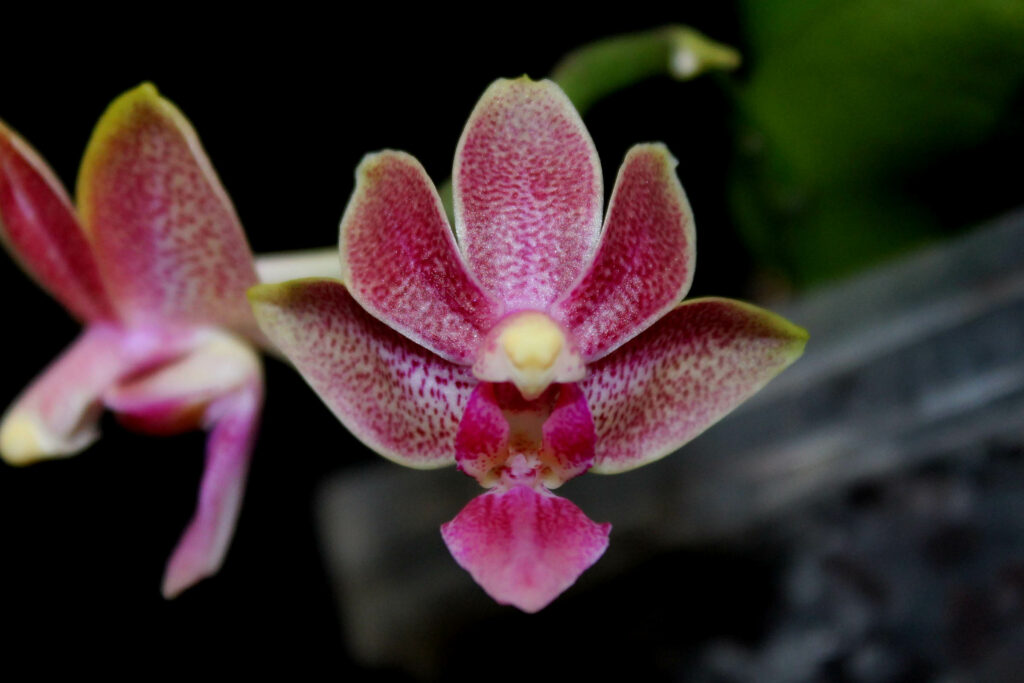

[688,441,1024,683]
[316,209,1024,677]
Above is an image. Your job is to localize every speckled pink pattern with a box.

[582,298,808,474]
[79,91,258,333]
[454,79,603,310]
[250,278,476,467]
[341,152,502,364]
[440,485,610,612]
[553,144,695,361]
[0,121,113,322]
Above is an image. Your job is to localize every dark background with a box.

[6,8,1024,680]
[0,10,748,678]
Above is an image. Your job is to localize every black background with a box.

[1,10,754,678]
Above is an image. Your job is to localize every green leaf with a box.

[551,26,740,114]
[732,0,1024,286]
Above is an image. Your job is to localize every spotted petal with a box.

[441,485,610,613]
[249,278,475,468]
[453,77,603,310]
[340,151,501,364]
[76,83,259,335]
[0,120,113,322]
[0,324,193,466]
[553,144,695,361]
[582,298,808,474]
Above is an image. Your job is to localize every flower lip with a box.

[472,311,584,400]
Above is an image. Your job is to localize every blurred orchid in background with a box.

[250,77,807,612]
[0,84,264,597]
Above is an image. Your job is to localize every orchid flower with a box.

[0,84,263,597]
[250,77,807,612]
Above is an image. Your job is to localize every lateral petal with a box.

[340,151,501,364]
[553,144,695,361]
[453,77,603,309]
[441,484,610,613]
[249,278,475,468]
[0,120,113,322]
[583,298,808,474]
[0,324,192,466]
[76,83,259,333]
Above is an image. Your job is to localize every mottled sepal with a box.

[453,77,603,309]
[583,298,808,474]
[77,83,259,335]
[441,483,610,613]
[0,120,113,322]
[249,278,475,468]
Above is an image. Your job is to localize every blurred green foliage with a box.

[731,0,1024,287]
[551,26,741,113]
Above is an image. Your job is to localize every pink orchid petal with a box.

[583,298,808,474]
[104,330,261,436]
[249,278,475,468]
[76,83,258,334]
[0,324,193,466]
[553,144,696,361]
[0,120,113,322]
[340,151,502,364]
[162,378,263,598]
[441,484,610,613]
[453,78,603,309]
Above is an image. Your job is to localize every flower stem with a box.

[551,25,741,115]
[255,248,341,283]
